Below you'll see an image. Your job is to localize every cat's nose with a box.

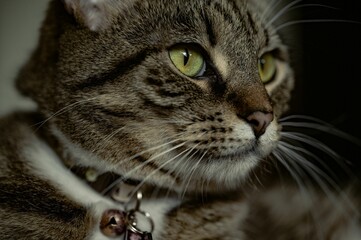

[246,111,274,138]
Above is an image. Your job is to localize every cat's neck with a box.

[37,121,181,203]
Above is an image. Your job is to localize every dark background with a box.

[282,0,361,177]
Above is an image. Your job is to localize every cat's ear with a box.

[63,0,130,31]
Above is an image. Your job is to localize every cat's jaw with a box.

[49,114,280,194]
[49,124,181,190]
[50,125,116,174]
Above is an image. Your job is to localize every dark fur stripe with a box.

[213,2,234,24]
[146,77,164,86]
[72,50,150,91]
[97,107,137,119]
[264,28,270,46]
[158,89,185,98]
[203,14,217,46]
[0,175,87,222]
[228,0,244,23]
[247,10,258,34]
[134,155,176,177]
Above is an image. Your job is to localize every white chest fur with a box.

[24,135,179,239]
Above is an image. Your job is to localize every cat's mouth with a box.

[199,145,258,163]
[170,139,260,163]
[217,146,258,161]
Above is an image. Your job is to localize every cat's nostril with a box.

[246,111,274,138]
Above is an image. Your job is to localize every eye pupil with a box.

[260,58,266,69]
[258,53,276,84]
[183,48,190,66]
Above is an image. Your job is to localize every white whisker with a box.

[33,97,98,131]
[94,126,126,153]
[288,4,339,12]
[101,139,188,195]
[278,141,338,180]
[115,134,186,165]
[273,149,327,239]
[278,144,357,218]
[280,131,353,175]
[281,132,340,159]
[266,0,303,28]
[164,147,202,199]
[261,0,284,23]
[275,19,361,32]
[181,150,208,200]
[128,146,196,200]
[278,143,337,188]
[280,120,361,146]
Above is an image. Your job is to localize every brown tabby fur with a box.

[0,0,359,239]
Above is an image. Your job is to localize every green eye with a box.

[169,45,205,77]
[258,53,277,83]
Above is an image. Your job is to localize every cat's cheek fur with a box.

[50,125,118,174]
[24,131,179,239]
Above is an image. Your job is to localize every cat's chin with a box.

[155,125,279,194]
[152,147,277,195]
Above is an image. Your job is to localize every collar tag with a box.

[111,181,138,204]
[100,191,154,239]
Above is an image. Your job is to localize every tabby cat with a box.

[0,0,360,239]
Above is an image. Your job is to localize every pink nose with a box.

[246,111,274,138]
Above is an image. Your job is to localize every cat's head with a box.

[17,0,294,193]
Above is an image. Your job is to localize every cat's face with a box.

[19,0,294,193]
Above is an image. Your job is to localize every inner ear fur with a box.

[62,0,133,31]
